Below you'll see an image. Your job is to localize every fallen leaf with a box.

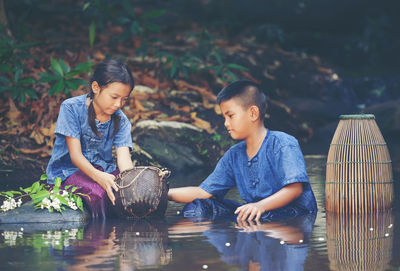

[30,129,45,145]
[95,51,106,60]
[5,96,23,123]
[190,112,214,134]
[241,71,262,83]
[175,80,216,102]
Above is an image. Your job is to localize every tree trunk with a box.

[0,0,13,38]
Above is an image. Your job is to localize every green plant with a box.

[39,57,92,96]
[204,50,248,82]
[0,174,89,213]
[161,52,204,79]
[82,0,116,48]
[0,25,38,104]
[0,68,37,104]
[116,0,165,40]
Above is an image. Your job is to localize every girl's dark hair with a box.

[88,58,135,138]
[216,80,267,121]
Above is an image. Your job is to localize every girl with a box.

[46,58,135,217]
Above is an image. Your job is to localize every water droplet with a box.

[225,242,231,247]
[202,264,208,269]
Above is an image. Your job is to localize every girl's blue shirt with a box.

[200,130,317,213]
[46,94,133,184]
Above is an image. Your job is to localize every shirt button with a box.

[247,161,251,167]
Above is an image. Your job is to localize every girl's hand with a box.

[234,202,265,221]
[94,171,119,205]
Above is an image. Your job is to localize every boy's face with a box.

[220,98,254,140]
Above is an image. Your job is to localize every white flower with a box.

[1,198,20,212]
[61,190,69,197]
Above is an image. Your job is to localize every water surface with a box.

[0,156,399,271]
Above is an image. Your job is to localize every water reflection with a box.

[170,214,316,271]
[70,219,172,270]
[326,211,394,271]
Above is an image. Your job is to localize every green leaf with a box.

[71,187,78,192]
[89,21,96,48]
[170,60,177,78]
[56,195,68,205]
[214,51,222,64]
[14,68,23,82]
[50,57,64,76]
[76,197,83,211]
[31,181,40,194]
[59,59,70,74]
[226,63,248,71]
[140,9,166,19]
[31,190,49,201]
[39,72,60,83]
[82,2,90,11]
[18,93,26,105]
[4,191,13,197]
[25,88,38,99]
[72,61,93,73]
[65,78,82,90]
[54,177,62,188]
[19,78,36,84]
[40,174,47,181]
[49,78,65,95]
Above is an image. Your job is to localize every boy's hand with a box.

[234,202,265,221]
[95,171,119,205]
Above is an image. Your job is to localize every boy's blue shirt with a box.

[46,94,133,183]
[200,130,317,213]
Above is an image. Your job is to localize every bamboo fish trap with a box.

[325,114,394,213]
[326,211,393,271]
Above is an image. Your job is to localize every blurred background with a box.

[0,0,399,190]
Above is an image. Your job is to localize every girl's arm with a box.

[168,186,212,203]
[235,182,303,221]
[66,136,119,205]
[116,146,134,172]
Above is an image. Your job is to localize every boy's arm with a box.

[66,136,119,204]
[116,146,134,172]
[235,182,303,221]
[168,186,213,203]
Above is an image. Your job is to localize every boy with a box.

[168,80,317,221]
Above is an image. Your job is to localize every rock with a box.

[283,97,352,127]
[0,201,90,225]
[133,120,206,171]
[362,99,400,135]
[134,85,158,94]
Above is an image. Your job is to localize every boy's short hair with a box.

[216,80,267,121]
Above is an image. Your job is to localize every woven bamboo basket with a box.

[326,211,393,271]
[325,114,394,213]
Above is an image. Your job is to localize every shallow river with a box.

[0,156,399,271]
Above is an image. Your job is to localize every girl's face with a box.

[92,81,131,118]
[220,98,254,140]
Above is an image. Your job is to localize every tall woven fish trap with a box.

[326,211,393,271]
[325,114,394,213]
